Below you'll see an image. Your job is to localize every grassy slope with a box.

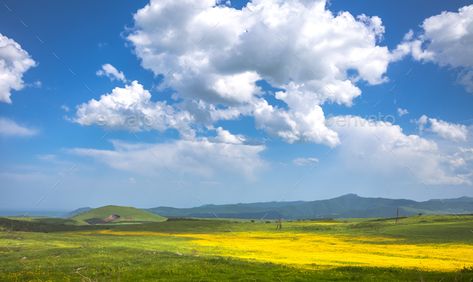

[72,205,166,224]
[0,215,473,281]
[346,215,473,244]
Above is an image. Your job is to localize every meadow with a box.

[1,215,473,281]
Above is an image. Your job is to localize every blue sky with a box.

[1,0,472,210]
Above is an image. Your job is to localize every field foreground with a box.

[1,215,473,281]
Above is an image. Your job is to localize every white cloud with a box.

[127,0,393,146]
[74,81,195,139]
[428,119,468,142]
[27,80,42,88]
[418,5,473,68]
[0,33,36,103]
[397,108,409,117]
[71,138,265,179]
[96,63,127,82]
[213,127,245,144]
[252,98,339,146]
[180,99,252,125]
[418,115,468,142]
[458,69,473,93]
[417,114,429,129]
[329,115,471,185]
[60,105,70,112]
[394,5,473,93]
[293,157,319,166]
[0,117,37,137]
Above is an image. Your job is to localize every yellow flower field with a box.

[96,230,473,271]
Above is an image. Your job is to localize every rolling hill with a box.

[149,194,473,220]
[73,205,166,224]
[65,207,92,218]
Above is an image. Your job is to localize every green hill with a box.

[73,205,166,224]
[66,207,92,218]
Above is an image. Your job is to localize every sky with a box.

[0,0,472,211]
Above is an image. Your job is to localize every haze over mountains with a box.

[2,194,472,219]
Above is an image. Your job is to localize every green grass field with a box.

[1,215,473,281]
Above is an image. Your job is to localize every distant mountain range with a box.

[4,194,472,220]
[148,194,473,219]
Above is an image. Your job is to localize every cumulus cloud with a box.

[0,117,37,137]
[328,115,471,185]
[0,33,36,103]
[71,139,265,179]
[74,81,195,139]
[293,157,319,166]
[96,63,127,82]
[127,0,393,146]
[418,115,468,142]
[397,108,409,117]
[394,5,473,93]
[253,98,339,145]
[213,127,245,144]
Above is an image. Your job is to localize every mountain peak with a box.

[337,193,360,199]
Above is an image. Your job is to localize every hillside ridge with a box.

[148,194,473,219]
